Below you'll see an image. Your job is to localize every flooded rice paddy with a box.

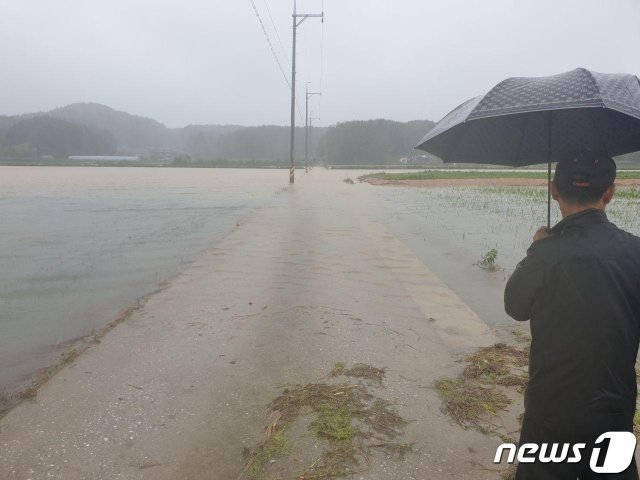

[0,167,285,390]
[370,184,640,326]
[1,166,638,393]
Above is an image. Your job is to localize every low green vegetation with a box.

[240,363,409,480]
[477,248,499,271]
[343,363,386,384]
[328,362,345,377]
[361,170,640,181]
[1,302,144,421]
[615,187,640,199]
[435,336,531,478]
[245,429,292,480]
[435,341,529,434]
[343,177,355,184]
[18,386,38,400]
[464,343,529,392]
[312,404,355,443]
[435,377,511,426]
[364,170,547,181]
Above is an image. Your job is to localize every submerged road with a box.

[0,170,508,479]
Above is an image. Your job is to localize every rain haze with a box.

[1,0,639,126]
[4,3,640,479]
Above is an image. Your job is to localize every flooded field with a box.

[1,167,638,479]
[2,167,638,395]
[371,184,640,325]
[0,167,285,391]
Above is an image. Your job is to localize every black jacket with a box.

[505,209,640,431]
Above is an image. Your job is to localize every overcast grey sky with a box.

[1,0,639,127]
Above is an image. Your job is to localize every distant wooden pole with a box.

[309,114,320,168]
[289,0,323,184]
[305,83,321,173]
[305,83,309,173]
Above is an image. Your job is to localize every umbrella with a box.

[415,67,640,226]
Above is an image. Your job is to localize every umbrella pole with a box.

[547,160,551,228]
[547,110,552,228]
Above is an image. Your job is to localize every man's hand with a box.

[533,226,551,242]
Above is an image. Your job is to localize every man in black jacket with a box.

[505,150,640,479]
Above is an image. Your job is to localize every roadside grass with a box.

[5,347,80,407]
[434,333,531,479]
[435,377,511,426]
[635,367,640,437]
[244,429,292,480]
[362,171,550,181]
[343,363,386,385]
[0,301,145,420]
[240,363,410,480]
[502,464,518,480]
[328,362,345,377]
[463,343,529,394]
[360,170,640,181]
[435,339,530,437]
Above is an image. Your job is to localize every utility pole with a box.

[305,83,321,173]
[309,113,320,169]
[289,0,323,184]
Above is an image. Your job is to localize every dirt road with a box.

[0,170,511,479]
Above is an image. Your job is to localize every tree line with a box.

[0,104,438,165]
[5,103,637,166]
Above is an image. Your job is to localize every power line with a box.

[248,0,291,90]
[261,0,288,63]
[319,0,324,121]
[248,0,304,123]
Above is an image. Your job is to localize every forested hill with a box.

[5,116,117,157]
[320,119,436,165]
[0,103,438,165]
[2,103,640,167]
[47,103,168,151]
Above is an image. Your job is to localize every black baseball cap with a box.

[554,150,616,189]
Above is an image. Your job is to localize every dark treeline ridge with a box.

[319,119,435,165]
[5,116,117,157]
[2,103,640,167]
[0,103,436,166]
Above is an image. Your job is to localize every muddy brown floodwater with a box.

[0,167,285,393]
[2,168,637,479]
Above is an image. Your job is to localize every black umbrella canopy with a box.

[416,68,640,166]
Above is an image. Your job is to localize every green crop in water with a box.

[478,248,499,270]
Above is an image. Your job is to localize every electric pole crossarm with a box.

[295,13,323,27]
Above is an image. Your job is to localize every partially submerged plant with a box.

[343,177,355,184]
[477,248,499,270]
